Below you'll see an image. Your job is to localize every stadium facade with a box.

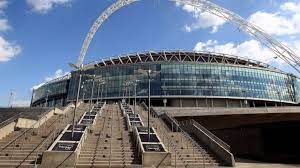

[31,50,300,107]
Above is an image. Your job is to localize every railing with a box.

[181,119,235,166]
[154,106,300,117]
[17,107,74,167]
[91,105,109,167]
[0,113,22,129]
[139,104,212,168]
[162,111,213,167]
[140,108,186,167]
[109,107,113,168]
[160,112,181,132]
[190,119,230,150]
[0,104,84,167]
[0,108,54,152]
[141,102,160,117]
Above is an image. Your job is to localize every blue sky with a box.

[0,0,299,106]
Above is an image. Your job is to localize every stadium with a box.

[31,50,300,108]
[1,0,300,167]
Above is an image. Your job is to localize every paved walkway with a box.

[232,159,300,168]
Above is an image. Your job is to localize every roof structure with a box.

[83,50,283,73]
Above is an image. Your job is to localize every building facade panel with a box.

[67,61,299,104]
[31,51,300,106]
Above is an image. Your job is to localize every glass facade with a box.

[66,62,300,104]
[32,79,69,106]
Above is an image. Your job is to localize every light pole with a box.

[133,79,140,126]
[30,89,35,107]
[96,78,105,105]
[87,75,96,109]
[123,81,131,105]
[162,84,167,107]
[68,63,83,140]
[100,81,104,103]
[123,82,129,103]
[128,83,132,105]
[81,82,85,101]
[242,90,247,108]
[8,91,15,108]
[123,83,127,103]
[277,91,282,106]
[45,90,51,107]
[137,68,160,141]
[85,74,104,108]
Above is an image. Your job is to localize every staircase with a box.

[136,105,220,168]
[0,103,89,168]
[77,104,141,168]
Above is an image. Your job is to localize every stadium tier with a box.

[31,50,300,108]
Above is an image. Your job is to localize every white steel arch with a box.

[77,0,300,73]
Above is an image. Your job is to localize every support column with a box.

[180,98,182,107]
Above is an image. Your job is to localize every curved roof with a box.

[83,50,283,73]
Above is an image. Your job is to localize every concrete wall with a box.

[169,98,242,108]
[15,108,55,129]
[0,122,16,140]
[213,127,264,158]
[182,121,235,166]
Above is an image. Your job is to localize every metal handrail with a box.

[17,108,74,167]
[151,110,190,167]
[150,105,217,167]
[91,105,108,167]
[138,105,209,168]
[190,119,230,151]
[0,112,22,128]
[0,108,54,152]
[137,105,177,166]
[163,112,209,168]
[109,107,113,168]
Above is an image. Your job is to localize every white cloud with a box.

[249,11,298,36]
[0,0,10,32]
[12,99,30,107]
[280,2,300,13]
[194,39,284,64]
[0,0,8,11]
[26,0,73,14]
[45,69,68,81]
[0,36,21,62]
[0,19,10,32]
[190,1,300,72]
[0,0,21,62]
[176,2,226,33]
[32,69,69,90]
[249,2,300,36]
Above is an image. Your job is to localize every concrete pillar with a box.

[180,98,182,107]
[196,98,198,107]
[226,99,229,108]
[163,99,167,107]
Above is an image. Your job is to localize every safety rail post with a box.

[109,108,113,168]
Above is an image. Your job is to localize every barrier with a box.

[120,102,171,167]
[133,126,171,167]
[41,102,106,167]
